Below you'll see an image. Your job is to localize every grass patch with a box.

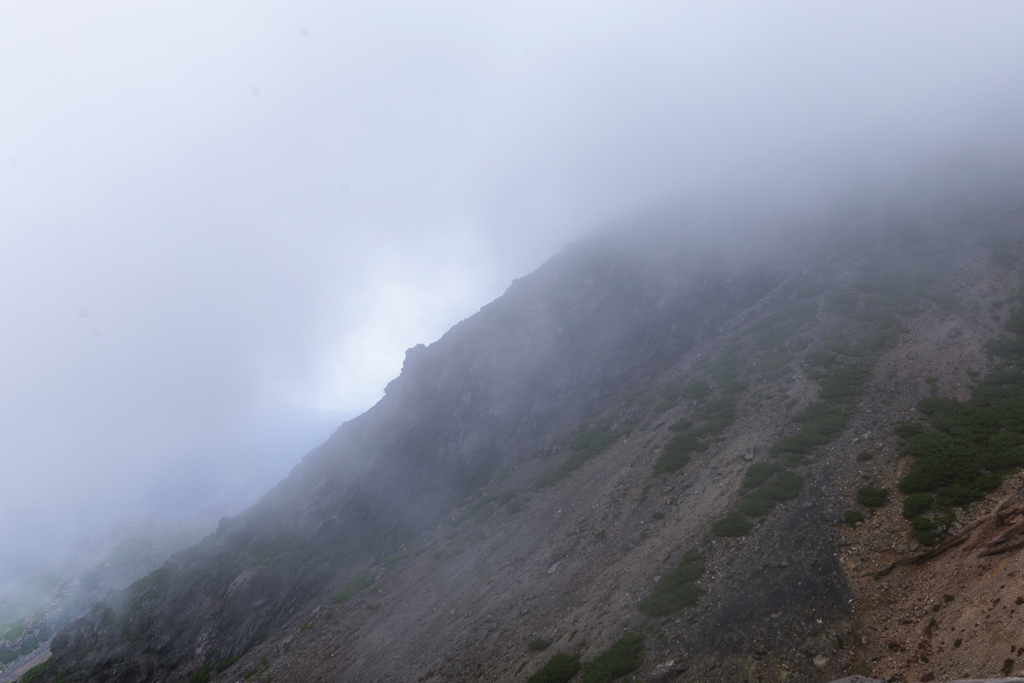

[758,352,792,381]
[857,450,874,461]
[911,516,938,546]
[902,493,933,518]
[737,471,804,517]
[528,638,550,652]
[189,662,211,683]
[770,402,847,457]
[818,366,869,401]
[857,485,888,508]
[843,510,865,526]
[535,418,624,487]
[332,570,378,604]
[638,552,705,615]
[742,463,780,489]
[18,658,53,683]
[527,652,582,683]
[652,431,707,474]
[216,657,239,673]
[668,417,693,431]
[896,381,1024,504]
[581,632,644,683]
[681,381,710,402]
[711,511,753,537]
[660,383,681,402]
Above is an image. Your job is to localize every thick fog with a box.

[2,1,1024,583]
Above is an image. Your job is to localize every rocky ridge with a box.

[23,176,1024,683]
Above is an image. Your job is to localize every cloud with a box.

[2,0,1024,581]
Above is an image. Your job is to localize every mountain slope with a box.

[30,174,1024,683]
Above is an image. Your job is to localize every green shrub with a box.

[637,553,705,615]
[527,652,582,683]
[581,633,644,683]
[912,516,937,546]
[660,383,681,402]
[770,403,847,456]
[902,493,933,518]
[742,463,780,489]
[682,381,711,402]
[758,352,792,381]
[738,471,804,517]
[332,570,378,604]
[536,419,624,487]
[818,366,868,400]
[651,512,664,520]
[652,431,708,474]
[528,638,550,652]
[706,352,745,381]
[653,400,677,414]
[18,658,53,683]
[986,337,1024,361]
[668,417,693,431]
[857,485,888,508]
[722,379,749,394]
[711,512,753,537]
[896,386,1020,504]
[843,510,865,526]
[189,662,211,683]
[857,451,874,462]
[216,657,239,673]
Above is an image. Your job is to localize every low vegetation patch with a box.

[896,380,1024,504]
[911,515,938,546]
[737,470,804,517]
[654,381,739,474]
[843,510,865,526]
[535,418,626,487]
[332,570,378,604]
[857,485,888,508]
[681,381,710,403]
[711,511,753,537]
[528,638,550,652]
[188,662,211,683]
[770,402,847,458]
[652,430,708,474]
[902,493,933,518]
[581,632,644,683]
[526,652,582,683]
[638,550,704,615]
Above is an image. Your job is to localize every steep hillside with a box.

[0,511,221,683]
[27,176,1024,683]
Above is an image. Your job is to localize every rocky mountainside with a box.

[24,172,1024,683]
[0,510,223,683]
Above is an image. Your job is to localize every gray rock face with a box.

[43,223,791,682]
[35,180,1024,683]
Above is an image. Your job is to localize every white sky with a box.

[2,1,1024,580]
